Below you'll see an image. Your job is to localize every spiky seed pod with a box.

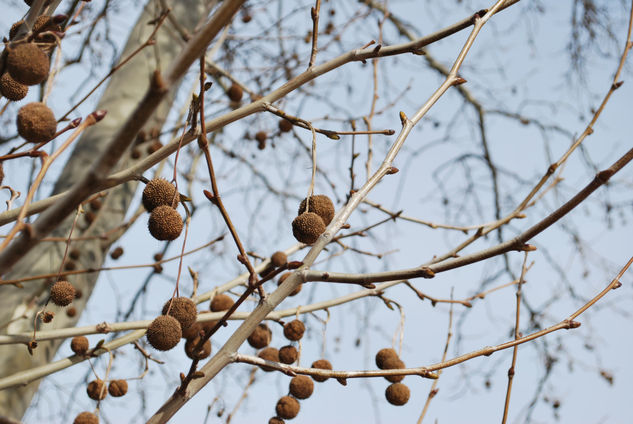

[50,280,75,306]
[9,20,24,40]
[271,251,287,267]
[108,379,128,397]
[0,72,28,101]
[32,15,62,43]
[298,195,335,226]
[375,348,398,369]
[7,43,49,86]
[279,345,298,364]
[275,396,300,420]
[73,411,99,424]
[162,297,197,330]
[385,383,410,406]
[311,359,332,382]
[210,293,234,312]
[257,347,279,372]
[182,322,202,340]
[16,102,57,143]
[71,336,89,356]
[382,356,405,383]
[292,212,325,244]
[86,379,107,400]
[278,272,301,297]
[146,315,182,351]
[289,375,314,400]
[227,83,243,102]
[283,320,305,342]
[142,178,177,212]
[110,246,124,259]
[184,335,211,360]
[278,119,293,133]
[66,306,77,317]
[247,323,272,349]
[148,205,183,241]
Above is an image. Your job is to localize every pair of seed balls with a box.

[142,178,183,241]
[375,348,411,406]
[291,195,335,244]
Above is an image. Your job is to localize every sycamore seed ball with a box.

[146,315,182,351]
[271,251,287,267]
[257,347,280,372]
[279,345,298,364]
[297,195,335,226]
[292,212,326,244]
[383,356,406,383]
[71,336,89,355]
[255,131,267,144]
[86,379,107,400]
[227,83,243,102]
[108,379,128,397]
[73,411,99,424]
[7,43,49,86]
[210,293,234,312]
[311,359,332,382]
[278,119,293,133]
[142,178,177,212]
[247,323,272,349]
[17,102,57,143]
[275,396,300,420]
[278,272,301,297]
[283,320,305,342]
[50,280,75,307]
[289,375,314,400]
[375,348,398,369]
[0,72,28,101]
[385,382,410,406]
[184,335,211,360]
[162,297,197,330]
[269,418,284,424]
[148,205,183,241]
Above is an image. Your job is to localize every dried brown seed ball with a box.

[86,379,107,400]
[64,260,76,270]
[69,248,81,260]
[275,396,300,420]
[110,246,124,260]
[142,178,177,212]
[241,13,252,24]
[73,411,99,424]
[278,119,293,133]
[147,140,163,154]
[210,293,234,312]
[108,379,128,397]
[71,336,89,355]
[16,102,57,143]
[279,345,298,364]
[385,382,410,406]
[66,306,77,317]
[298,195,335,226]
[257,139,266,150]
[184,335,211,359]
[227,83,243,102]
[131,148,141,159]
[375,348,398,369]
[292,212,325,245]
[247,323,272,349]
[311,359,332,382]
[289,375,314,400]
[9,20,24,40]
[278,272,301,297]
[148,205,183,241]
[50,280,75,306]
[182,322,202,340]
[74,288,83,299]
[382,356,405,383]
[271,251,287,267]
[162,297,197,330]
[7,43,49,86]
[283,320,305,342]
[200,319,218,335]
[153,252,163,261]
[32,15,62,40]
[146,315,182,351]
[257,347,279,372]
[255,131,267,144]
[0,72,28,101]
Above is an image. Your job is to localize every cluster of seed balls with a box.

[142,178,183,241]
[291,195,335,245]
[375,348,411,406]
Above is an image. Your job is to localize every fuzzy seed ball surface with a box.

[162,297,197,330]
[142,178,177,212]
[385,382,410,406]
[257,347,279,371]
[279,345,298,364]
[9,21,24,40]
[86,379,107,400]
[278,119,293,133]
[50,280,75,307]
[182,322,202,340]
[375,348,398,369]
[289,375,314,399]
[268,418,285,424]
[17,102,57,143]
[277,272,301,297]
[32,15,61,36]
[71,336,89,355]
[184,335,211,360]
[0,72,28,101]
[148,205,183,241]
[311,359,333,382]
[146,315,182,351]
[210,293,234,312]
[73,411,99,424]
[7,43,49,86]
[247,323,272,349]
[283,320,305,341]
[227,83,243,102]
[108,379,128,397]
[275,396,300,420]
[292,212,326,244]
[271,251,287,267]
[383,357,405,383]
[298,195,335,226]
